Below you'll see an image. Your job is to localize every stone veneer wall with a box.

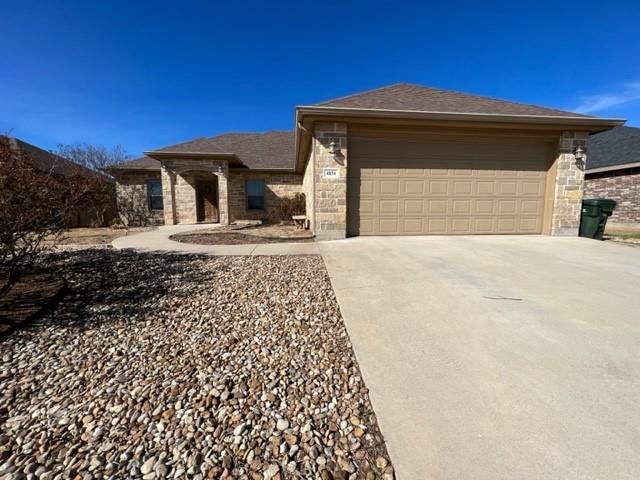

[302,151,315,231]
[114,172,165,226]
[227,172,303,222]
[585,167,640,224]
[551,132,588,236]
[160,159,229,225]
[312,122,348,240]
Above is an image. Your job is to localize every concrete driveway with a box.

[319,236,640,480]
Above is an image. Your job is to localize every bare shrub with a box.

[273,192,306,223]
[0,138,85,296]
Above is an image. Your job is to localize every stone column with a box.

[161,166,177,225]
[314,122,348,240]
[217,163,230,225]
[551,131,588,236]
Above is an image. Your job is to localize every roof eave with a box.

[144,151,243,163]
[295,105,626,128]
[586,161,640,174]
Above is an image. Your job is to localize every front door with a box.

[196,179,219,222]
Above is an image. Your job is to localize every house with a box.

[584,126,640,229]
[2,135,116,227]
[109,83,624,239]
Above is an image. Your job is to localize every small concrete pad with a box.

[319,236,640,480]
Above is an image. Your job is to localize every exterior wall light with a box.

[328,140,339,156]
[573,145,586,170]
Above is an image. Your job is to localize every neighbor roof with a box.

[145,131,295,170]
[315,83,591,118]
[587,126,640,171]
[2,136,97,177]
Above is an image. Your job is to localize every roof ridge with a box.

[208,130,293,138]
[414,84,592,118]
[315,82,591,118]
[314,83,409,106]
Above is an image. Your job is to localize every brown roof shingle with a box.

[315,83,591,118]
[151,131,294,170]
[3,136,101,178]
[108,155,161,171]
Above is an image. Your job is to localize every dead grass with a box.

[171,223,314,245]
[53,227,156,245]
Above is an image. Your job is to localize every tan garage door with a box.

[347,134,553,236]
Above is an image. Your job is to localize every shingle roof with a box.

[151,131,294,170]
[315,83,590,118]
[3,136,97,177]
[108,155,161,171]
[587,126,640,170]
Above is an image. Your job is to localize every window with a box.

[147,180,164,211]
[246,179,265,210]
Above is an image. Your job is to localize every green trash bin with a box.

[579,198,617,240]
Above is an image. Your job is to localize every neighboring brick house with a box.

[585,126,640,228]
[109,83,625,238]
[3,136,116,227]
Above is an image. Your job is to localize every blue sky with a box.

[1,0,639,158]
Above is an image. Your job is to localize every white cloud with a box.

[574,82,640,114]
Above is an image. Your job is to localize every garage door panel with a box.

[379,199,400,214]
[403,218,424,233]
[475,200,495,214]
[428,218,447,233]
[404,199,425,215]
[452,200,472,214]
[497,217,517,232]
[360,180,375,195]
[520,217,541,232]
[379,180,400,194]
[520,199,542,215]
[520,182,544,196]
[474,218,495,233]
[379,218,399,234]
[498,200,517,214]
[450,218,472,234]
[453,181,473,194]
[348,135,550,235]
[430,181,449,194]
[477,181,496,195]
[428,200,448,215]
[499,182,518,195]
[404,180,425,194]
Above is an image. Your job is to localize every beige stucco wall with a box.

[114,171,164,226]
[228,171,303,223]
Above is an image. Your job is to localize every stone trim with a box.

[160,159,229,225]
[313,122,348,240]
[551,132,587,236]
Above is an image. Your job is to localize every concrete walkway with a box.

[112,224,319,255]
[319,236,640,480]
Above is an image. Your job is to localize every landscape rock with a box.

[0,250,392,477]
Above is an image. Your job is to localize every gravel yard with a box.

[0,250,392,479]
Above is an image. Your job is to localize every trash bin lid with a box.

[583,198,617,208]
